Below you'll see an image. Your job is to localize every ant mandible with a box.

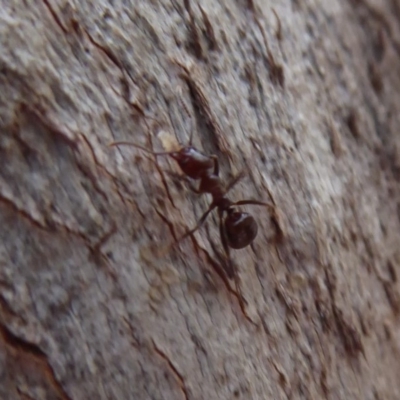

[110,128,275,271]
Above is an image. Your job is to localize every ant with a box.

[109,129,275,278]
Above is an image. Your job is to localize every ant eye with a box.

[181,147,194,155]
[224,212,258,249]
[176,147,194,164]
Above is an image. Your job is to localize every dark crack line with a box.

[0,192,102,270]
[84,29,124,71]
[19,102,78,150]
[0,193,48,231]
[152,339,189,400]
[41,0,68,34]
[0,323,73,400]
[199,246,257,326]
[78,132,128,207]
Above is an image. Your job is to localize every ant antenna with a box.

[178,92,195,146]
[109,141,176,157]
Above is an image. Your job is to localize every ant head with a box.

[169,146,194,162]
[170,146,213,180]
[224,209,258,249]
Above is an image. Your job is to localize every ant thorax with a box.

[199,174,225,197]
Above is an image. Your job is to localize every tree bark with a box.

[1,0,400,399]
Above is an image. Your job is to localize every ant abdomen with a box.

[224,210,258,249]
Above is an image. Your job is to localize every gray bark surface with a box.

[1,0,400,399]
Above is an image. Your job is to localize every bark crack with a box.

[152,339,190,400]
[199,246,257,325]
[41,0,68,34]
[0,323,73,400]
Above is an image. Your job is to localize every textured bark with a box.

[1,0,400,399]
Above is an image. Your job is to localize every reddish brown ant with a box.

[110,119,279,323]
[109,135,275,274]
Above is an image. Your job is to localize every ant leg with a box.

[175,203,216,243]
[167,171,204,194]
[218,209,248,307]
[234,199,283,242]
[225,170,246,193]
[186,179,203,194]
[233,199,275,211]
[182,176,203,194]
[218,209,233,278]
[210,155,219,176]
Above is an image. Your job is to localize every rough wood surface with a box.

[1,0,400,399]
